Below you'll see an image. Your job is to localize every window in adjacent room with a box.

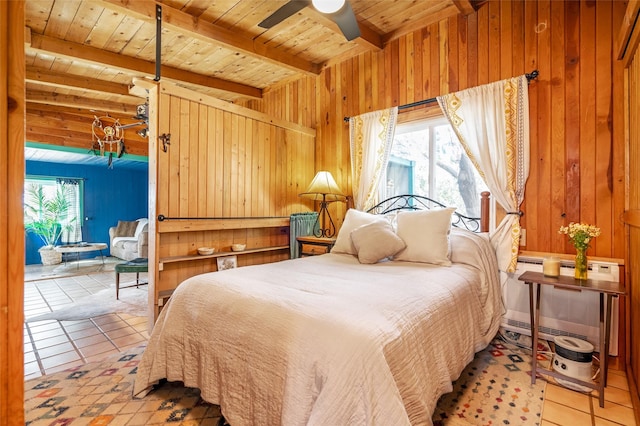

[380,116,489,218]
[24,176,84,244]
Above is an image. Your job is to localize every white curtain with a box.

[57,179,83,243]
[349,107,398,211]
[437,75,530,272]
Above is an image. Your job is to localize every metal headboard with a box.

[365,194,483,233]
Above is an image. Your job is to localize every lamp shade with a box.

[299,171,346,202]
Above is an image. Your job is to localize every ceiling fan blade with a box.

[330,1,360,41]
[258,0,310,29]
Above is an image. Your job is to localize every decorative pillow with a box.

[393,207,456,265]
[115,220,138,237]
[383,210,399,231]
[134,219,149,237]
[331,209,388,255]
[350,221,406,264]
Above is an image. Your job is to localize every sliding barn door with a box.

[144,81,316,323]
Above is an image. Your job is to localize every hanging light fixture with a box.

[311,0,345,14]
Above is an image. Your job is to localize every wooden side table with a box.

[518,270,625,407]
[296,236,336,257]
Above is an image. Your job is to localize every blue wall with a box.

[25,161,148,265]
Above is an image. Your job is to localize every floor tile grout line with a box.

[31,282,58,316]
[24,323,46,376]
[55,321,86,368]
[89,316,120,354]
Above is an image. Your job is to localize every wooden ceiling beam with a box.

[26,114,142,138]
[26,67,143,102]
[26,30,262,99]
[27,125,102,144]
[99,0,321,76]
[26,89,138,115]
[354,20,384,51]
[452,0,477,15]
[26,102,106,117]
[27,114,98,134]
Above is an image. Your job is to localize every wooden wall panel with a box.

[149,82,316,315]
[625,37,640,413]
[244,0,626,262]
[0,1,25,424]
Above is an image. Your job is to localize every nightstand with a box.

[518,270,625,407]
[296,236,336,257]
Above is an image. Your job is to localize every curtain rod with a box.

[26,175,86,181]
[343,69,539,123]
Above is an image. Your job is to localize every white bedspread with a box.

[133,229,502,426]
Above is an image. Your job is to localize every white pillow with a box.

[350,221,406,264]
[134,218,149,238]
[394,207,456,265]
[331,209,388,255]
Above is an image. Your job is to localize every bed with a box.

[133,195,502,426]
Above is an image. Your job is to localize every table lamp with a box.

[299,171,346,238]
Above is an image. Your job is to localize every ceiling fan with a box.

[258,0,361,41]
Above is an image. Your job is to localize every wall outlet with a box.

[520,229,527,246]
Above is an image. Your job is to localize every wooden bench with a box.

[115,258,148,299]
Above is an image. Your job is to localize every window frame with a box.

[24,175,85,242]
[379,106,494,223]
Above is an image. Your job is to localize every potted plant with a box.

[24,183,76,265]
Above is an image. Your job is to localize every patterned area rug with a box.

[432,335,547,425]
[25,285,147,322]
[24,346,223,425]
[24,337,545,425]
[25,256,122,282]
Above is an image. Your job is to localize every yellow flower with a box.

[558,222,601,251]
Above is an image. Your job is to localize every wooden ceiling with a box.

[24,0,482,159]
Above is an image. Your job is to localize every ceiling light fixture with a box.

[311,0,345,14]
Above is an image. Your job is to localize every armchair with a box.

[108,218,148,261]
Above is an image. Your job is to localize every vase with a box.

[574,247,588,280]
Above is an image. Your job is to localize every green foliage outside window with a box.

[24,183,76,248]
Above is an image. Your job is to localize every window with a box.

[24,176,84,244]
[380,116,488,218]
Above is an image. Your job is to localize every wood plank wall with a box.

[150,82,316,314]
[243,0,627,261]
[0,1,25,424]
[624,34,640,416]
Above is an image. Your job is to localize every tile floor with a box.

[542,369,637,425]
[23,266,637,425]
[24,266,149,380]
